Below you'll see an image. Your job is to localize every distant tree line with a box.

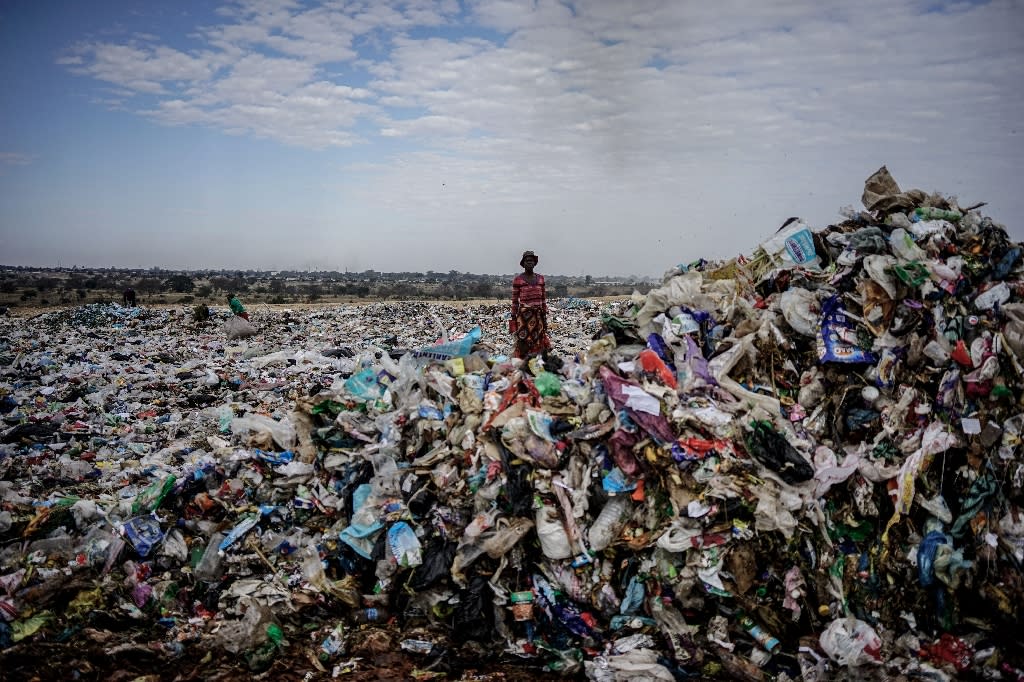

[0,267,650,308]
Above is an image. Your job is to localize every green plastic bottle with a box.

[913,206,961,222]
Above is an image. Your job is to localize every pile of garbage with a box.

[2,167,1024,681]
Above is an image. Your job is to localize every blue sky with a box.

[1,0,1022,276]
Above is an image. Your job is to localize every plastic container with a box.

[510,590,535,621]
[738,613,780,652]
[588,496,631,551]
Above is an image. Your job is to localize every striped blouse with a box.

[512,274,547,316]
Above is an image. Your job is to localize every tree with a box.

[210,277,233,292]
[165,275,195,293]
[469,281,495,298]
[135,278,162,295]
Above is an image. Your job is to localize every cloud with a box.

[64,42,215,94]
[55,0,1024,273]
[61,0,462,147]
[0,152,35,166]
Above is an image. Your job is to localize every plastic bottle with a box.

[737,611,781,652]
[218,515,259,555]
[218,405,233,433]
[588,496,631,551]
[195,532,226,582]
[352,607,391,624]
[27,536,75,556]
[131,474,177,515]
[913,206,961,222]
[649,597,695,664]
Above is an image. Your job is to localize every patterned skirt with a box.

[514,307,551,358]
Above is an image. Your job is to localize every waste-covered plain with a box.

[2,168,1023,681]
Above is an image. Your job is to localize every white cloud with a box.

[54,0,1024,273]
[0,152,35,166]
[66,42,215,94]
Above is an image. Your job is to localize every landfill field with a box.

[2,168,1024,681]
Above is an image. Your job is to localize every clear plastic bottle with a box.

[588,496,631,551]
[195,532,225,582]
[218,405,233,433]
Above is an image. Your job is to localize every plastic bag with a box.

[454,575,494,642]
[743,420,814,484]
[817,295,877,364]
[974,282,1010,311]
[779,288,820,337]
[230,414,297,451]
[481,516,534,558]
[888,228,928,262]
[758,220,821,270]
[121,514,164,557]
[387,521,423,568]
[534,371,562,396]
[223,315,257,339]
[130,474,176,515]
[344,367,383,401]
[535,504,573,560]
[414,325,482,360]
[819,617,882,667]
[637,349,677,388]
[339,483,384,559]
[410,538,457,590]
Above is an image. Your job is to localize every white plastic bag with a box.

[888,228,927,262]
[535,504,573,560]
[779,288,820,337]
[230,413,297,451]
[223,315,257,339]
[759,221,821,270]
[819,617,882,666]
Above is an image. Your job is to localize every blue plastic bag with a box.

[413,325,482,360]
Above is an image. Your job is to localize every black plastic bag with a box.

[743,420,814,484]
[410,538,457,591]
[454,575,494,642]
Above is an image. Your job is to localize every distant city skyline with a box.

[2,0,1022,276]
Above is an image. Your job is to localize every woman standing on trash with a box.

[510,250,551,359]
[227,293,249,321]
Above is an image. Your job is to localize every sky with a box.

[1,0,1023,277]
